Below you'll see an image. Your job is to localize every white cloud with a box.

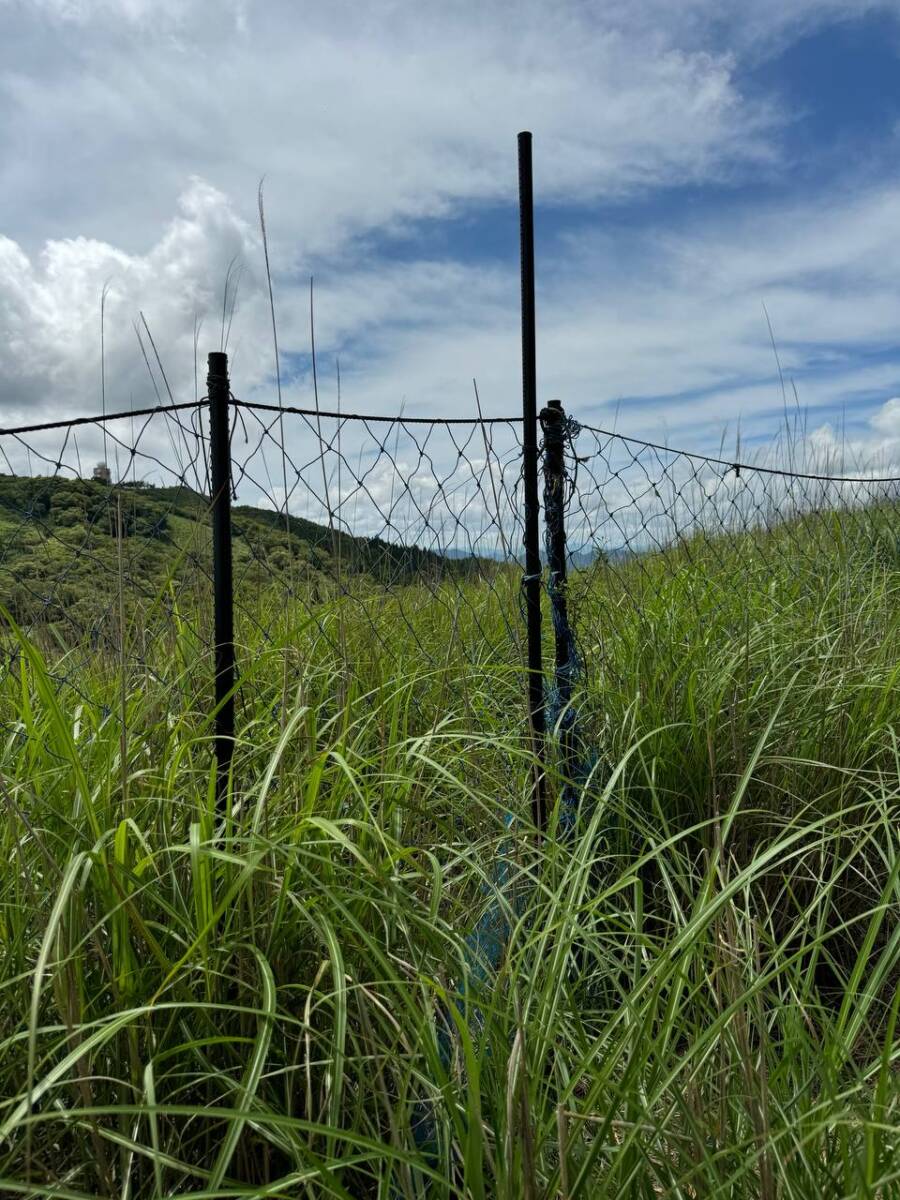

[806,395,900,473]
[870,395,900,435]
[0,179,258,424]
[3,0,900,488]
[1,0,781,257]
[10,167,900,477]
[8,164,900,465]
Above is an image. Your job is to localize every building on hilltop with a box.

[92,462,111,484]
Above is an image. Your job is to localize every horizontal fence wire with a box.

[0,393,897,775]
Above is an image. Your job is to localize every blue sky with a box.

[3,0,900,472]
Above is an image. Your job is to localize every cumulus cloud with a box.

[9,166,900,465]
[3,0,900,478]
[0,179,259,423]
[1,0,781,255]
[871,395,900,436]
[805,395,900,474]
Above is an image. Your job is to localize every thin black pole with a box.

[518,130,547,832]
[208,351,235,814]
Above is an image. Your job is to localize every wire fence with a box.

[0,351,898,819]
[561,418,900,680]
[227,398,526,671]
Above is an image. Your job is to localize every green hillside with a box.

[0,473,471,631]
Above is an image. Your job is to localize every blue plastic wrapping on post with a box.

[540,400,587,834]
[409,812,518,1158]
[408,385,590,1151]
[410,134,540,1164]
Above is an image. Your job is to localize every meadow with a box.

[0,497,898,1199]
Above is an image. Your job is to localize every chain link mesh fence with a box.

[0,397,529,746]
[560,421,900,668]
[227,399,526,681]
[538,413,900,814]
[0,392,897,787]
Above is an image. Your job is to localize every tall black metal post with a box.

[208,351,235,814]
[518,130,547,832]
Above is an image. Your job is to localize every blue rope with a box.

[543,414,592,837]
[410,412,591,1168]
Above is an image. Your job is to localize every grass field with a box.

[0,501,898,1198]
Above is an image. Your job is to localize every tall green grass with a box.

[0,514,897,1197]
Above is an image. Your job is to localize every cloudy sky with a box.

[4,0,900,468]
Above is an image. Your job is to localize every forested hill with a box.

[0,474,479,628]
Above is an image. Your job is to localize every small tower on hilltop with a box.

[92,462,111,485]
